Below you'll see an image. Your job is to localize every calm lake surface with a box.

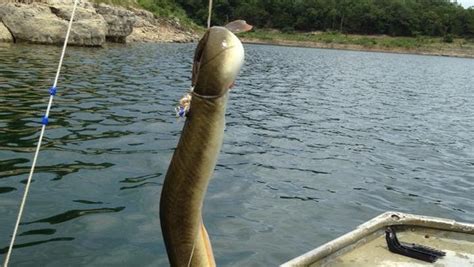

[0,42,473,266]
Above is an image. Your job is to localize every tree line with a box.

[173,0,474,37]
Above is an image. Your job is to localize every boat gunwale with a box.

[281,211,474,266]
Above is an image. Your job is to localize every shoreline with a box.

[241,38,474,59]
[1,0,472,60]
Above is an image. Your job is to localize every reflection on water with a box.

[1,43,473,266]
[20,207,126,225]
[19,229,56,236]
[0,238,75,255]
[0,187,16,194]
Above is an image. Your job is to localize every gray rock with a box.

[0,0,194,46]
[94,3,135,43]
[0,22,14,42]
[130,8,154,28]
[126,7,198,43]
[44,0,94,9]
[0,2,106,46]
[49,4,100,21]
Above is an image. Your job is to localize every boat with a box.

[282,211,474,266]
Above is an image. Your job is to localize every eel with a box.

[160,21,252,267]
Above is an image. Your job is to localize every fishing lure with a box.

[175,90,192,118]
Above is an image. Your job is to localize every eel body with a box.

[160,25,247,266]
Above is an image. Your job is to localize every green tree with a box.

[171,0,474,37]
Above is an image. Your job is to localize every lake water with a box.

[0,42,473,266]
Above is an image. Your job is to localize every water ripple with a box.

[0,43,473,266]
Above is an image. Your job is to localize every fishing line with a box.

[184,2,214,265]
[207,0,213,28]
[3,0,79,265]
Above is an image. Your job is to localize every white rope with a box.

[3,0,79,265]
[207,0,212,28]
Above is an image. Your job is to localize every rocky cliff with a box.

[126,7,197,44]
[0,0,198,46]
